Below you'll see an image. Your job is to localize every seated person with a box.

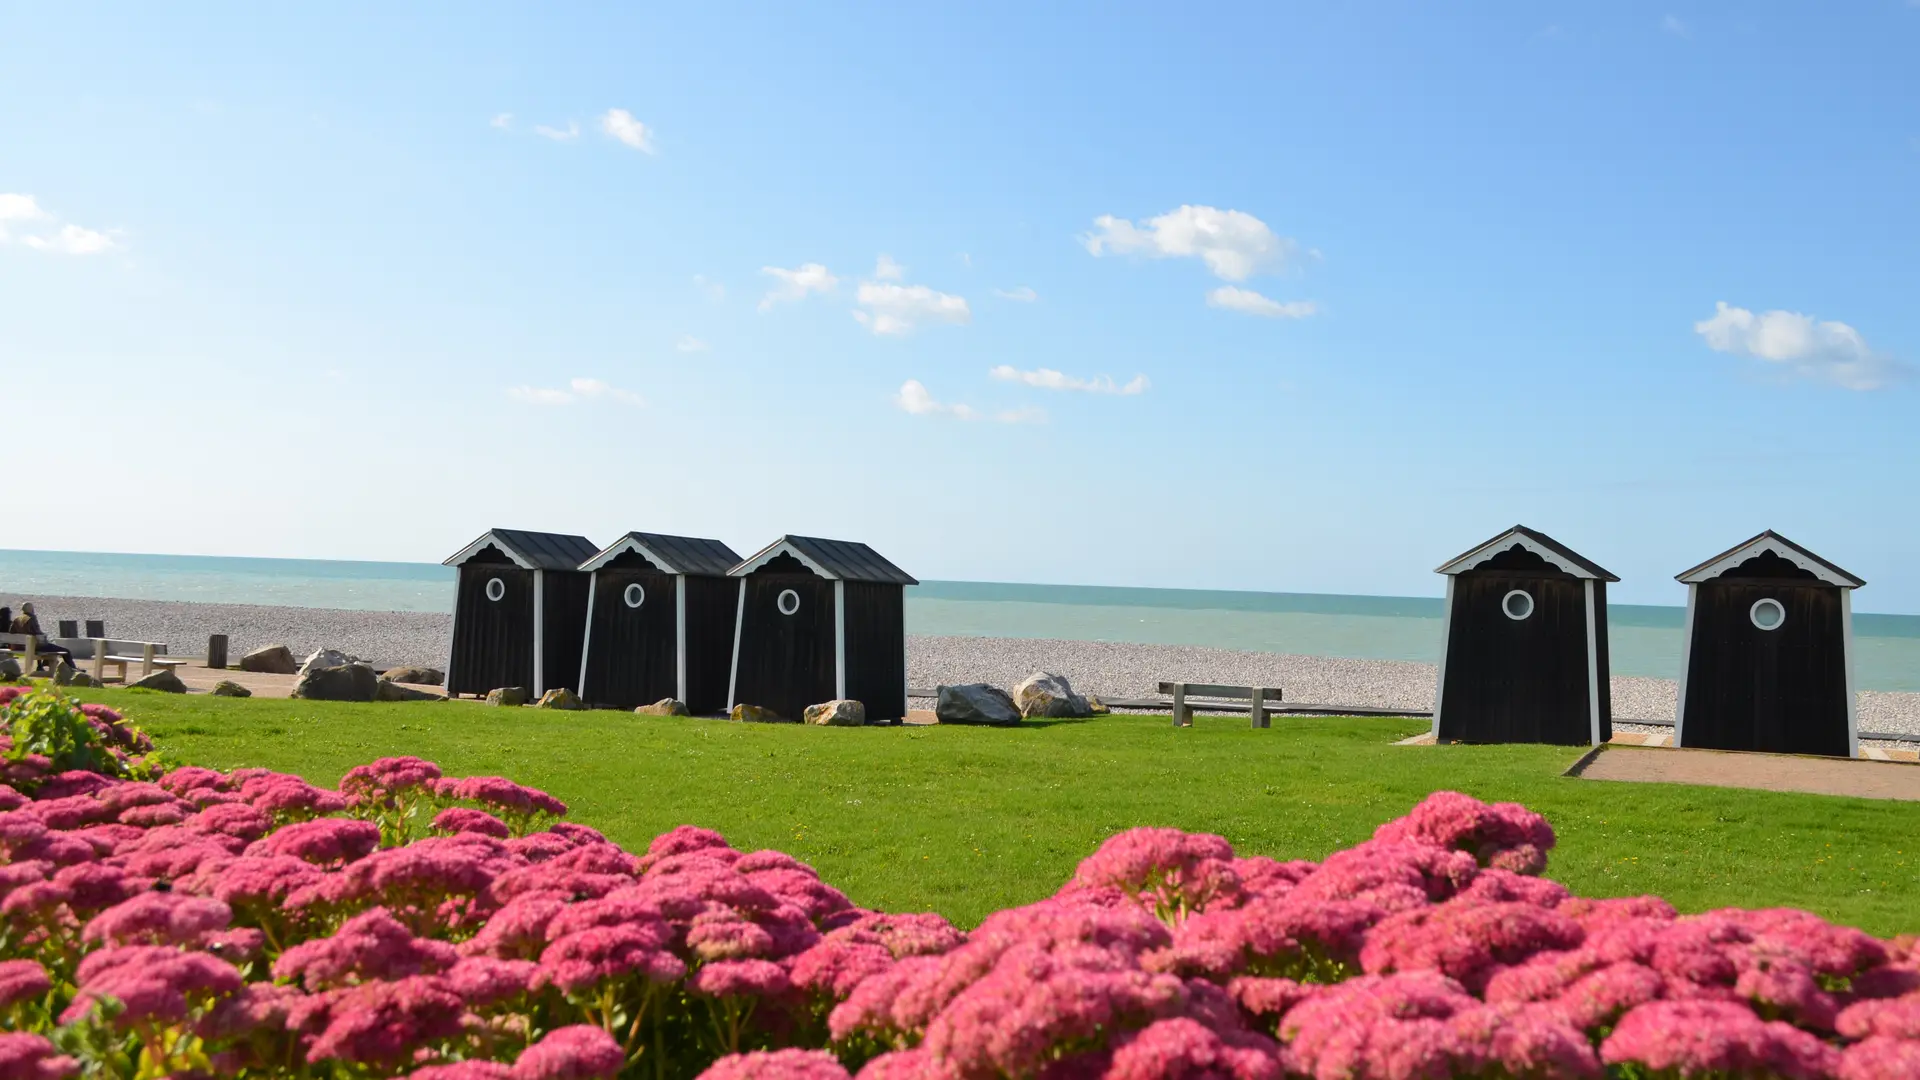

[8,602,74,669]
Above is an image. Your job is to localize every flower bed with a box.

[3,684,1917,1079]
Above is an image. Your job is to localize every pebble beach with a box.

[11,593,1920,738]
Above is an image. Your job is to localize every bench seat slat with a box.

[1156,682,1282,701]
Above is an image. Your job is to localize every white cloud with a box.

[675,335,710,353]
[1662,13,1688,36]
[1693,301,1903,390]
[759,263,838,311]
[1085,205,1294,281]
[992,286,1038,302]
[894,380,1043,423]
[600,108,655,153]
[693,274,725,302]
[508,377,646,406]
[873,254,905,281]
[1205,286,1318,319]
[0,194,117,254]
[853,282,970,335]
[490,112,513,129]
[990,365,1148,395]
[535,121,580,141]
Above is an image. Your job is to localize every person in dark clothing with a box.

[8,602,74,670]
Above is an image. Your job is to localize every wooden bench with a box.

[91,640,183,684]
[1,633,66,675]
[1156,681,1284,729]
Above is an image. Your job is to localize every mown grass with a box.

[58,687,1920,936]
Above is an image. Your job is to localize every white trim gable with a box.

[1583,579,1601,747]
[578,573,597,697]
[580,536,677,574]
[444,531,535,570]
[1677,534,1862,588]
[733,540,835,580]
[1436,530,1600,580]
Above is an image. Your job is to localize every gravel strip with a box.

[12,594,1918,736]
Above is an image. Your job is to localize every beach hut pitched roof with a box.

[444,528,599,571]
[579,532,743,576]
[1435,525,1619,582]
[1676,530,1864,588]
[729,535,918,585]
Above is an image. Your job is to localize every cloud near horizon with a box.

[1205,286,1318,319]
[854,282,970,335]
[508,377,645,406]
[989,365,1148,395]
[1693,301,1903,391]
[992,286,1038,302]
[1084,204,1294,281]
[758,263,838,311]
[894,380,1042,423]
[600,108,655,152]
[534,121,580,141]
[0,193,119,254]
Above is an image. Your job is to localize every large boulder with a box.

[382,666,444,686]
[635,698,689,717]
[1013,671,1092,719]
[0,656,21,682]
[130,669,189,694]
[211,679,253,698]
[730,703,789,724]
[52,663,79,686]
[935,683,1022,725]
[485,686,530,707]
[240,645,298,675]
[298,648,357,678]
[376,678,440,702]
[292,661,379,702]
[536,688,584,711]
[803,699,866,727]
[65,670,99,688]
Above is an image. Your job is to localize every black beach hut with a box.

[1433,525,1617,746]
[726,535,917,723]
[576,532,743,713]
[1675,531,1863,758]
[443,528,599,700]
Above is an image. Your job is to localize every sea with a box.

[5,548,1919,692]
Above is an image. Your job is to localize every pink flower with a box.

[1107,1017,1280,1080]
[1837,992,1920,1040]
[445,956,539,1006]
[82,891,232,947]
[1839,1036,1920,1080]
[188,802,274,842]
[648,824,734,859]
[1279,972,1482,1080]
[341,756,443,807]
[461,892,572,960]
[183,854,324,911]
[1372,791,1556,872]
[0,784,25,813]
[275,907,460,990]
[791,938,896,998]
[250,817,382,866]
[434,807,513,839]
[439,776,568,821]
[1069,828,1242,919]
[411,1064,514,1080]
[0,1034,78,1080]
[63,945,244,1027]
[537,924,686,994]
[293,975,467,1068]
[159,766,233,797]
[1448,1003,1600,1078]
[1227,977,1312,1021]
[0,959,52,1010]
[50,863,138,914]
[238,773,349,818]
[21,795,113,831]
[1359,900,1584,992]
[1600,1000,1841,1079]
[510,1025,625,1080]
[699,1049,853,1080]
[693,958,792,998]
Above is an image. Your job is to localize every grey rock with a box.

[52,662,78,686]
[730,703,790,723]
[935,683,1022,725]
[1013,671,1092,719]
[486,686,531,707]
[1086,694,1111,716]
[297,648,357,678]
[211,679,253,698]
[635,698,690,717]
[292,661,379,702]
[239,645,298,675]
[66,671,99,688]
[804,699,866,726]
[130,669,189,693]
[382,666,444,686]
[0,657,20,682]
[375,677,440,702]
[536,687,584,710]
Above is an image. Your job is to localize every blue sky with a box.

[3,3,1917,609]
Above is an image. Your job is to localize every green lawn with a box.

[60,687,1920,937]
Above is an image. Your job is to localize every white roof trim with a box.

[1435,530,1598,580]
[1678,535,1859,587]
[580,536,679,574]
[733,539,835,580]
[443,531,534,569]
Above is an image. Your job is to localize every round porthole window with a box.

[1501,589,1535,621]
[484,577,505,602]
[777,589,801,616]
[1750,598,1786,632]
[623,583,646,609]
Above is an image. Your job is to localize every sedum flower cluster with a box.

[3,689,1918,1080]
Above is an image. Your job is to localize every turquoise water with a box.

[5,549,1918,691]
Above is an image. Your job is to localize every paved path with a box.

[1570,745,1920,802]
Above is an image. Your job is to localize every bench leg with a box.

[92,639,108,684]
[1250,690,1268,730]
[1171,684,1189,728]
[141,643,155,679]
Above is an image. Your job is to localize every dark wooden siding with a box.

[731,573,835,721]
[843,582,906,721]
[448,564,534,695]
[580,570,677,708]
[540,571,593,695]
[1437,567,1595,746]
[683,575,739,715]
[1681,581,1848,756]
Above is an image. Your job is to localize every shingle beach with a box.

[12,593,1919,738]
